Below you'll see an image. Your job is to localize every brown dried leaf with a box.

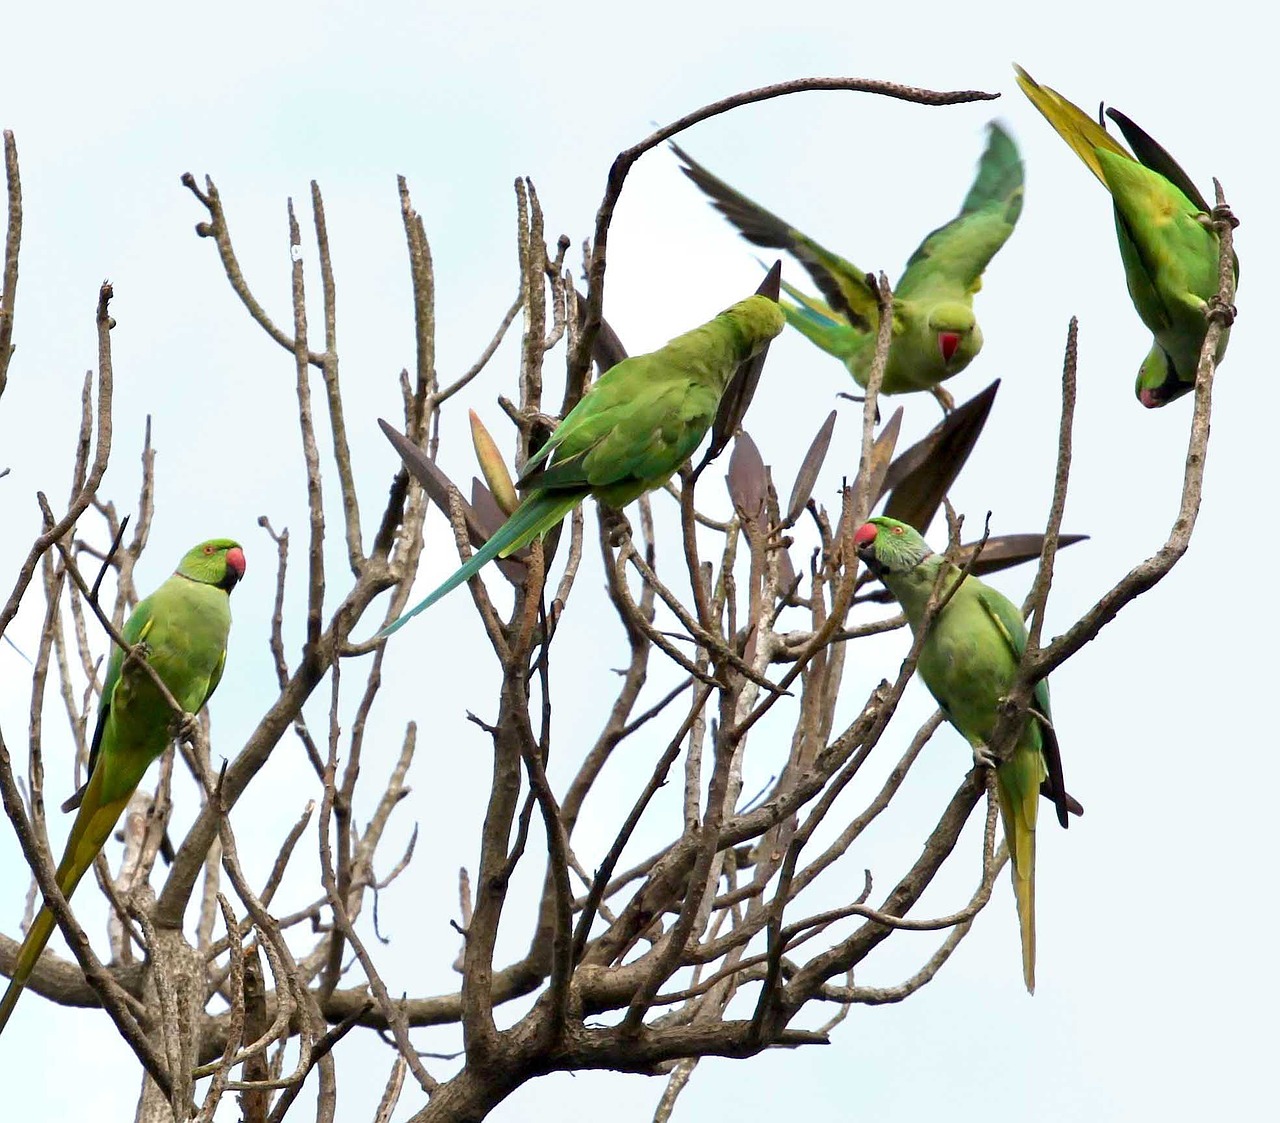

[470,479,529,582]
[960,532,1089,578]
[877,380,1000,531]
[857,531,1089,602]
[755,258,782,301]
[469,410,518,515]
[698,262,783,472]
[860,406,902,515]
[379,419,491,551]
[785,410,837,526]
[574,288,629,372]
[837,409,902,550]
[592,317,629,373]
[775,544,798,598]
[727,431,767,522]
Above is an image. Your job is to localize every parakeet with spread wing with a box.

[673,123,1024,409]
[855,517,1072,993]
[0,538,244,1035]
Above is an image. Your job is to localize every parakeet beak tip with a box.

[853,523,878,549]
[226,547,246,584]
[1138,388,1161,409]
[938,332,961,363]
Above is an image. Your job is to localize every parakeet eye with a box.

[204,544,216,554]
[891,526,904,535]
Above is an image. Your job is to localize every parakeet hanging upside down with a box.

[1015,64,1235,408]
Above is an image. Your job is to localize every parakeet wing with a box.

[897,123,1025,299]
[671,142,878,330]
[63,596,157,813]
[974,584,1069,828]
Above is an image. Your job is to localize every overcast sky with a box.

[0,1,1274,1119]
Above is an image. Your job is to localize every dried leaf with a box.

[857,531,1089,602]
[574,288,630,372]
[859,407,902,516]
[469,479,529,582]
[960,532,1090,578]
[785,410,837,526]
[592,316,629,373]
[698,262,783,472]
[877,380,1000,531]
[837,408,903,550]
[775,545,798,597]
[379,419,491,551]
[469,410,518,515]
[727,431,767,522]
[755,258,782,302]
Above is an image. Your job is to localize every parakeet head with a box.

[718,294,786,357]
[1134,343,1192,408]
[928,303,980,367]
[853,517,933,578]
[177,539,246,592]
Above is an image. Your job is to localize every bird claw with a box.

[972,742,998,770]
[931,385,955,414]
[1209,203,1240,231]
[123,639,153,672]
[836,391,881,426]
[602,508,633,547]
[171,711,201,744]
[1205,295,1237,327]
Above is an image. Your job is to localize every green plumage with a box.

[377,294,785,635]
[0,539,243,1035]
[855,517,1071,994]
[1015,65,1234,408]
[673,123,1023,407]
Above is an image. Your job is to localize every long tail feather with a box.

[778,278,838,325]
[1013,64,1129,190]
[377,489,580,637]
[996,748,1042,995]
[0,906,56,1034]
[0,782,130,1035]
[780,304,859,363]
[1011,828,1036,995]
[777,281,862,364]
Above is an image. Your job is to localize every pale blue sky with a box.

[0,1,1274,1119]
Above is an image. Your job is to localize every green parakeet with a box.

[1014,65,1234,408]
[672,123,1024,409]
[0,539,244,1034]
[377,293,785,635]
[854,517,1071,994]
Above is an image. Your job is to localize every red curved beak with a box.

[938,332,961,363]
[226,546,246,583]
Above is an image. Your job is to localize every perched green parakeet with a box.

[1014,65,1234,408]
[377,294,784,635]
[0,539,244,1034]
[672,123,1024,409]
[854,517,1072,994]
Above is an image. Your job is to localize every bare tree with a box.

[0,68,1237,1123]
